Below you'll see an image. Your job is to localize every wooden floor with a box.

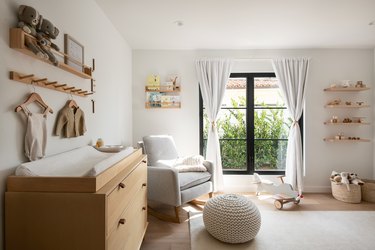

[140,193,375,250]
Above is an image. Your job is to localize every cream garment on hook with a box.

[20,104,48,161]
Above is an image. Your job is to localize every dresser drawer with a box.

[107,188,147,250]
[107,161,147,235]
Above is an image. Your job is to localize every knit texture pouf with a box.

[203,194,261,243]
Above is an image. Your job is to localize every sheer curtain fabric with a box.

[196,58,233,191]
[272,58,310,194]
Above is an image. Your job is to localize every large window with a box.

[200,73,302,175]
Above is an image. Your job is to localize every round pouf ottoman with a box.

[203,194,261,244]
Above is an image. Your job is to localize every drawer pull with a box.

[142,207,146,211]
[118,183,126,189]
[142,160,147,163]
[142,183,147,187]
[119,218,126,225]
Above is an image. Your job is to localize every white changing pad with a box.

[15,146,134,177]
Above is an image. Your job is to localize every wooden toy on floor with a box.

[253,173,302,210]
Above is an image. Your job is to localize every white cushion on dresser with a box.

[15,146,134,177]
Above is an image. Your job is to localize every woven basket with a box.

[361,179,375,203]
[331,181,361,203]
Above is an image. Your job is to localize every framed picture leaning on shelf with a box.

[64,34,84,72]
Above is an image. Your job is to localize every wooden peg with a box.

[91,99,95,113]
[54,84,67,88]
[91,79,95,92]
[92,58,95,72]
[78,90,88,94]
[34,78,47,82]
[19,74,34,79]
[45,81,57,86]
[71,88,82,92]
[84,92,94,96]
[63,86,75,91]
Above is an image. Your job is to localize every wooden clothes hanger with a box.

[67,93,79,108]
[15,92,53,114]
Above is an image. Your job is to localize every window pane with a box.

[254,109,291,139]
[254,139,287,171]
[203,109,247,140]
[222,78,246,107]
[221,139,247,171]
[254,77,285,107]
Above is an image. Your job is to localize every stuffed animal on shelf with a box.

[36,16,60,66]
[17,5,48,60]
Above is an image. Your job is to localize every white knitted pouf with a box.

[203,194,261,244]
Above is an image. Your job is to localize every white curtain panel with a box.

[272,58,310,194]
[195,58,233,191]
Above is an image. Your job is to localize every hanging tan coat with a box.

[55,105,86,138]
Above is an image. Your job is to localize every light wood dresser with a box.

[5,148,148,250]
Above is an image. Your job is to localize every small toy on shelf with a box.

[355,81,366,88]
[342,118,352,123]
[330,116,339,123]
[327,99,341,105]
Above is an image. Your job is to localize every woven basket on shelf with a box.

[361,179,375,203]
[331,181,361,203]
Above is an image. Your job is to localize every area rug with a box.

[190,208,375,250]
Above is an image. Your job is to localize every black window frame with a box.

[199,72,303,175]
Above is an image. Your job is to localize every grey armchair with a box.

[140,135,214,223]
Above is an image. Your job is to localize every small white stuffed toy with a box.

[340,172,351,191]
[349,173,364,186]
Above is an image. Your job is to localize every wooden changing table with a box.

[5,148,148,250]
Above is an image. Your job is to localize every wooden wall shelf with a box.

[145,86,181,92]
[324,104,369,108]
[145,102,181,109]
[324,138,370,143]
[10,71,92,97]
[324,87,370,92]
[324,122,370,125]
[9,28,92,79]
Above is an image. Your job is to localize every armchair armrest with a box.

[147,166,182,206]
[203,160,215,182]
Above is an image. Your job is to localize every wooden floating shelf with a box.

[324,122,370,125]
[9,71,92,97]
[145,86,181,92]
[145,102,181,109]
[324,104,369,108]
[323,138,370,142]
[324,87,370,92]
[9,28,92,79]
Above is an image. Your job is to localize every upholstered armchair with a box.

[140,135,214,223]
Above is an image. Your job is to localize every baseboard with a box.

[222,185,331,193]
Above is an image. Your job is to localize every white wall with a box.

[133,49,374,192]
[0,0,132,246]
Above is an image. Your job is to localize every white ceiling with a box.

[96,0,375,50]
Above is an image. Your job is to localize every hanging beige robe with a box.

[55,105,86,138]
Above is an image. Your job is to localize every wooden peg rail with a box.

[9,71,94,97]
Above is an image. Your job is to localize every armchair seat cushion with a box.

[179,172,212,191]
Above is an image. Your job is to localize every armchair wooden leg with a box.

[148,205,181,224]
[190,192,214,206]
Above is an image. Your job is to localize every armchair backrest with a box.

[142,135,179,166]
